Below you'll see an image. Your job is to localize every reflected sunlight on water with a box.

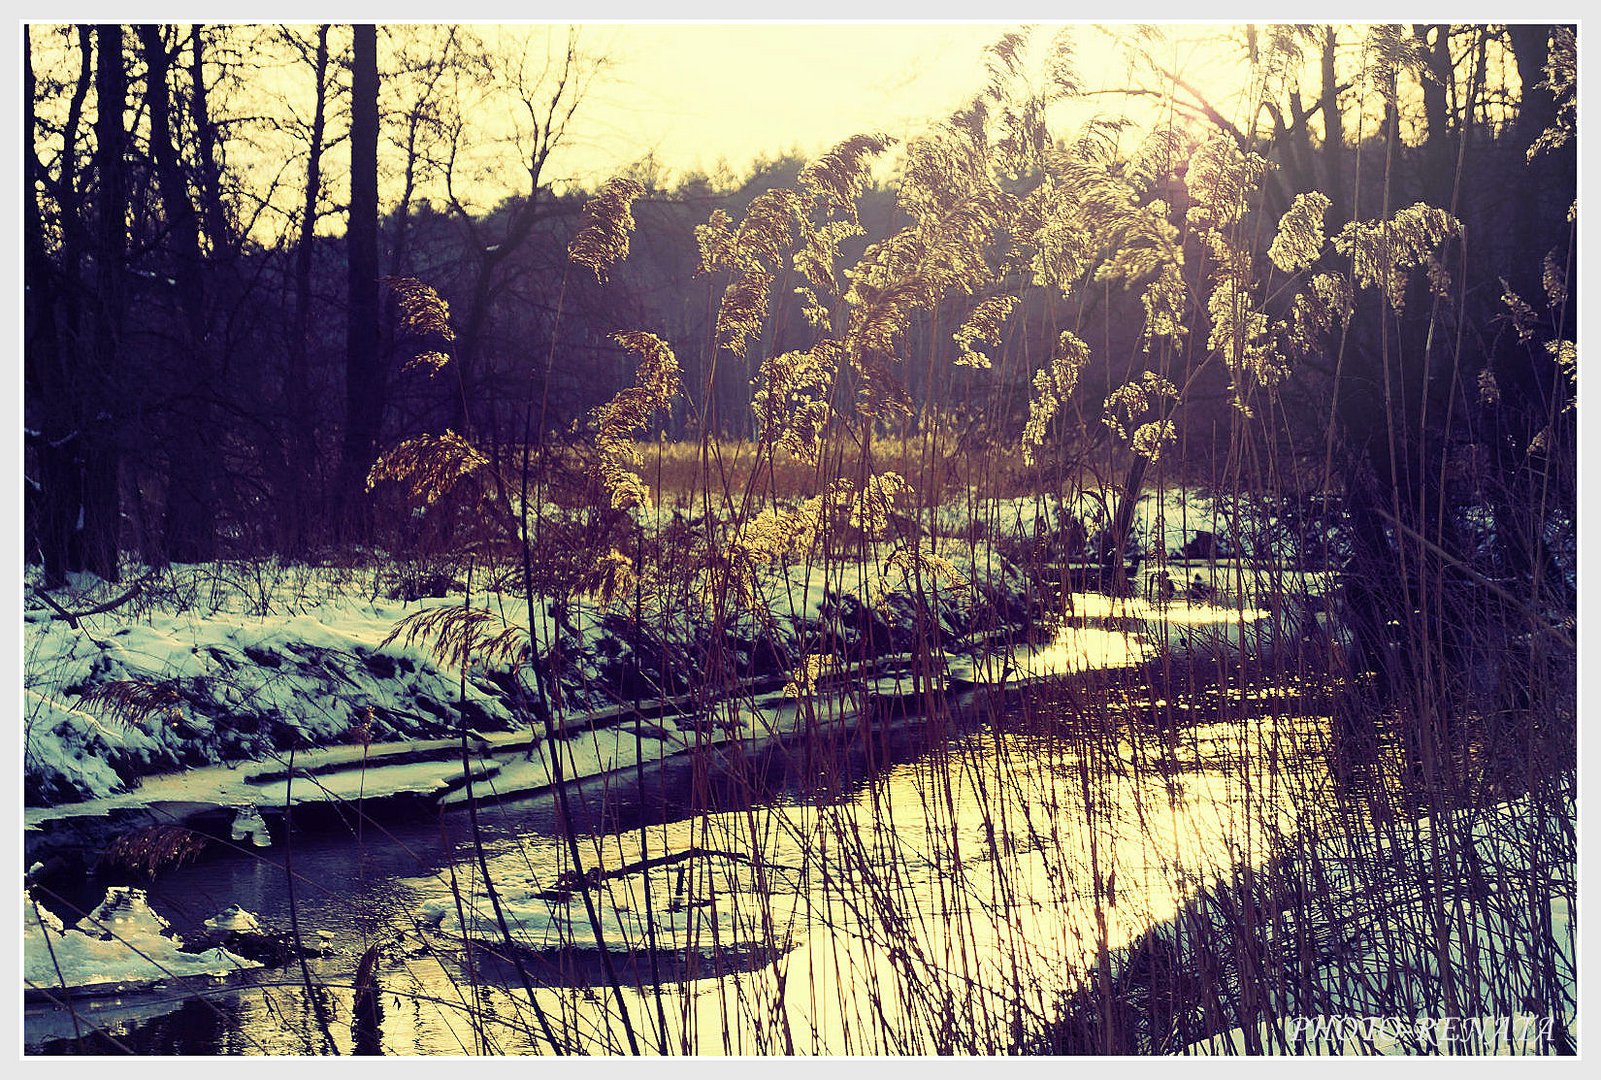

[29,681,1330,1055]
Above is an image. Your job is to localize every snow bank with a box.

[1159,795,1577,1055]
[22,582,506,803]
[24,886,262,994]
[419,849,805,965]
[22,529,1031,805]
[22,487,1332,806]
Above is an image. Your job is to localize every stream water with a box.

[26,661,1332,1056]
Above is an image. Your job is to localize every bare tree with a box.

[382,24,470,277]
[438,28,600,441]
[188,26,234,256]
[279,23,332,554]
[83,23,127,580]
[139,23,222,563]
[340,22,382,536]
[24,28,95,585]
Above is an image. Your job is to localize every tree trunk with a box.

[83,24,127,580]
[139,23,219,564]
[24,30,77,586]
[1319,27,1346,224]
[341,22,383,539]
[1104,454,1147,597]
[1414,25,1457,209]
[283,24,330,555]
[188,27,232,257]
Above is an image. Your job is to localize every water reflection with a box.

[28,676,1328,1056]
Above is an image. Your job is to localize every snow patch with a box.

[24,887,262,993]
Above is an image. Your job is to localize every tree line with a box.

[23,24,1575,615]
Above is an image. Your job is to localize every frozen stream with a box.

[26,674,1329,1055]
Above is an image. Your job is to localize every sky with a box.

[358,19,1277,209]
[558,23,1024,184]
[211,4,1546,195]
[28,21,1100,231]
[493,21,1262,190]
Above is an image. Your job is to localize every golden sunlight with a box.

[20,19,1575,1059]
[559,23,1269,184]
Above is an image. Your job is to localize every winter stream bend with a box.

[25,589,1341,1055]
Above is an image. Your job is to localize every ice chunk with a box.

[203,904,263,933]
[230,804,272,847]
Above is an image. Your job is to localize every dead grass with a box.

[635,435,1048,509]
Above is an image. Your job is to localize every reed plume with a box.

[732,189,804,270]
[568,176,646,283]
[366,431,491,510]
[382,604,531,670]
[752,341,839,465]
[99,825,211,879]
[1102,370,1179,443]
[593,331,682,509]
[716,268,774,358]
[799,132,895,217]
[953,295,1018,369]
[1360,23,1433,103]
[1283,271,1355,362]
[386,276,455,340]
[1022,330,1091,467]
[1206,277,1284,411]
[1334,203,1461,311]
[78,679,183,731]
[386,276,456,376]
[1267,191,1333,274]
[694,208,738,276]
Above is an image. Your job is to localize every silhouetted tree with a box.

[84,23,127,579]
[139,23,220,563]
[341,22,382,536]
[281,23,332,555]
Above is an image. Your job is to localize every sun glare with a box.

[574,23,1270,185]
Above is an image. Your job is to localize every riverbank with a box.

[22,487,1334,808]
[22,487,1365,1041]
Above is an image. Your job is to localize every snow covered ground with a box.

[1169,794,1577,1055]
[22,573,513,803]
[18,487,1366,1018]
[24,886,262,995]
[24,487,1332,808]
